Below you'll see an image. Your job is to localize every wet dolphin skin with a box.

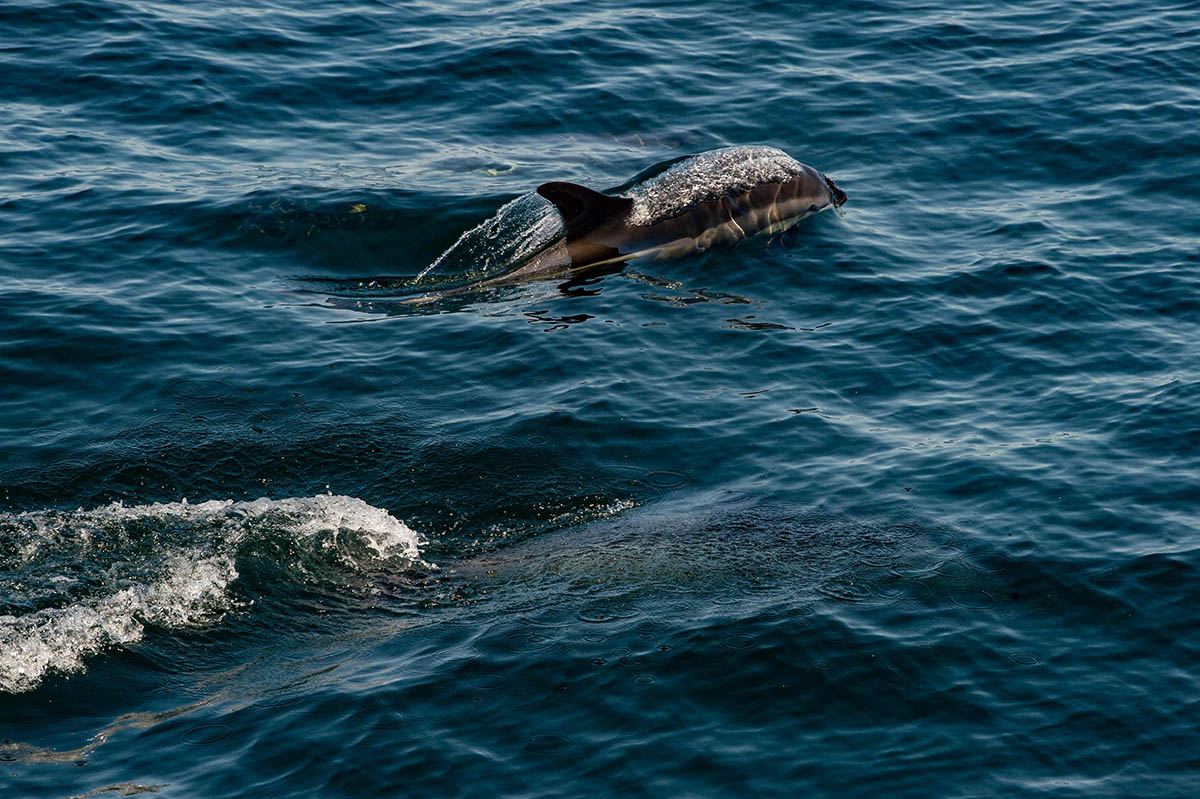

[426,146,846,296]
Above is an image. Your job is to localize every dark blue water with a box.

[2,1,1198,796]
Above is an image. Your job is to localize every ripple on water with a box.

[3,0,1199,797]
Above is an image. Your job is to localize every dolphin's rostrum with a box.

[419,146,845,297]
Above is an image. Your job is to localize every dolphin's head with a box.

[822,174,848,208]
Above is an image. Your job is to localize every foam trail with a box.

[0,495,422,693]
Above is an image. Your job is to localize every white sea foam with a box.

[0,554,236,694]
[0,495,422,693]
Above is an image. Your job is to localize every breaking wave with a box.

[0,495,423,693]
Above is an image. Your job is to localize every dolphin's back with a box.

[585,146,843,259]
[625,146,838,228]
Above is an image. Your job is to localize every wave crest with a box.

[0,495,423,693]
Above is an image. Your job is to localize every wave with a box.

[0,495,423,693]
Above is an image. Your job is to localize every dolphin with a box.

[413,146,846,299]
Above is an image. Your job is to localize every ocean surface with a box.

[2,1,1198,796]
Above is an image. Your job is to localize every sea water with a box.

[2,1,1197,796]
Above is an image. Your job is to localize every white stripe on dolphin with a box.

[412,146,845,301]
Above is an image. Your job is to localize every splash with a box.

[416,191,564,283]
[0,495,423,693]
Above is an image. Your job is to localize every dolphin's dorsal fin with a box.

[536,182,633,238]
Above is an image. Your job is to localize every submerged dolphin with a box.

[415,146,846,298]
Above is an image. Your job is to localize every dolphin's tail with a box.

[823,175,848,207]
